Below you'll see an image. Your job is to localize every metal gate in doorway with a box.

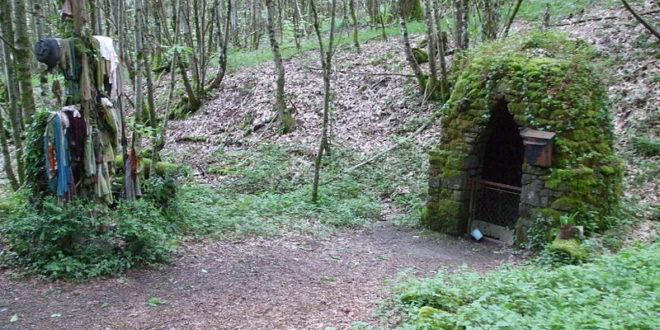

[468,179,521,244]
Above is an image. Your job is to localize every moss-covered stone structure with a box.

[423,32,623,244]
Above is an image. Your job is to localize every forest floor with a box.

[0,3,658,330]
[0,222,519,329]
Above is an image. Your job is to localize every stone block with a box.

[540,196,551,207]
[522,189,541,207]
[465,155,480,168]
[523,165,549,176]
[443,173,469,190]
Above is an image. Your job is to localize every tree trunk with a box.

[621,0,660,40]
[208,0,231,90]
[423,0,438,99]
[1,2,25,183]
[349,0,360,50]
[267,0,295,134]
[432,3,450,101]
[398,0,423,20]
[481,0,500,40]
[0,103,19,190]
[151,0,183,168]
[310,0,337,203]
[134,0,145,151]
[400,16,425,95]
[454,0,469,50]
[503,0,524,37]
[12,0,37,124]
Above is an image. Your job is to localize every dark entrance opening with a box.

[469,101,524,240]
[481,101,524,186]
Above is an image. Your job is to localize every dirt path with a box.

[0,223,518,329]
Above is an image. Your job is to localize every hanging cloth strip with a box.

[92,36,120,100]
[44,112,75,199]
[84,127,97,177]
[59,39,82,103]
[96,161,114,204]
[80,51,93,101]
[101,98,120,147]
[62,105,87,162]
[61,0,73,19]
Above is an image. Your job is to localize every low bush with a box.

[389,242,659,329]
[0,172,187,280]
[1,196,175,280]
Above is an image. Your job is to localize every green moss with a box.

[548,237,588,261]
[425,31,623,239]
[115,156,182,178]
[600,166,616,175]
[412,48,428,64]
[538,208,563,222]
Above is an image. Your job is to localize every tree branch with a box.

[551,9,660,28]
[0,33,17,52]
[304,65,415,77]
[621,0,660,40]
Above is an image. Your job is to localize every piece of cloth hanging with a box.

[101,98,121,146]
[96,162,114,204]
[80,52,92,101]
[44,113,75,199]
[92,36,120,100]
[84,127,97,177]
[62,0,73,19]
[123,148,142,200]
[62,105,87,162]
[34,38,62,70]
[59,39,82,103]
[62,105,87,185]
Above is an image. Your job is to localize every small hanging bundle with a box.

[33,38,62,70]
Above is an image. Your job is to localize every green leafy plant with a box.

[388,242,659,329]
[559,212,578,226]
[2,196,174,280]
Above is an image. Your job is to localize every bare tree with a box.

[349,0,360,50]
[621,0,660,40]
[12,0,36,124]
[0,103,18,190]
[454,0,469,50]
[399,13,425,95]
[266,0,295,134]
[1,1,25,184]
[310,0,338,203]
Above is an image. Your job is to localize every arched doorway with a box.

[469,101,524,243]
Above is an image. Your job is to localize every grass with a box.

[388,241,659,329]
[517,0,627,24]
[227,21,426,70]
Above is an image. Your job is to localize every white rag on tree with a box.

[92,35,120,100]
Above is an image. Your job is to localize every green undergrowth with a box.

[388,241,659,329]
[0,176,185,280]
[181,141,430,239]
[0,140,430,279]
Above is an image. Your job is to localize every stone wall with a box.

[422,32,624,244]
